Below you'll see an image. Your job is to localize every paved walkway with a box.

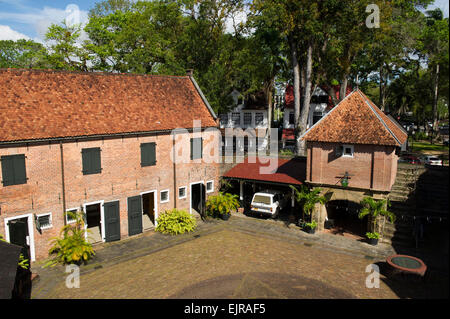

[30,213,447,299]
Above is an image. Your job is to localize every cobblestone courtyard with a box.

[31,215,449,299]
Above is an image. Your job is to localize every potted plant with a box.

[365,232,380,245]
[290,185,329,229]
[303,220,318,234]
[358,197,396,246]
[206,192,240,220]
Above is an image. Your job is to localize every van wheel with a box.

[272,208,280,219]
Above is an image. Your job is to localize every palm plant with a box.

[290,185,328,222]
[358,197,396,238]
[206,192,240,218]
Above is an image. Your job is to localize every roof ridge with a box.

[0,68,189,79]
[300,87,357,140]
[356,89,401,146]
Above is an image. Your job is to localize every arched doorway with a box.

[324,200,367,239]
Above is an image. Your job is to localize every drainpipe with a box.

[172,132,177,209]
[60,141,67,225]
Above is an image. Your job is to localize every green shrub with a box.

[413,131,428,141]
[44,211,95,267]
[206,192,240,218]
[156,209,197,235]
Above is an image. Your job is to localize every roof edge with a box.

[357,90,401,146]
[189,76,217,120]
[300,88,357,141]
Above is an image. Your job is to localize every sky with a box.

[0,0,449,43]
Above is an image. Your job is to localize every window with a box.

[255,113,264,125]
[37,213,52,230]
[190,137,203,160]
[1,154,27,186]
[289,112,295,125]
[219,114,228,126]
[140,142,156,167]
[178,186,187,199]
[342,145,354,157]
[312,112,323,125]
[206,181,214,193]
[243,113,252,126]
[232,112,240,125]
[82,148,102,175]
[65,208,78,224]
[160,190,169,203]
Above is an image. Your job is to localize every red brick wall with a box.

[0,130,220,260]
[306,141,398,192]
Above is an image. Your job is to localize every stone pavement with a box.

[31,213,401,299]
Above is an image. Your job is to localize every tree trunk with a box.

[379,65,386,111]
[339,77,348,102]
[289,34,301,156]
[297,42,313,156]
[264,77,275,152]
[432,63,440,144]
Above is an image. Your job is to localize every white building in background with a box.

[219,89,269,153]
[282,86,329,130]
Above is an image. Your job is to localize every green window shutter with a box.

[1,156,14,186]
[140,143,156,167]
[82,148,101,175]
[1,154,27,186]
[13,155,27,184]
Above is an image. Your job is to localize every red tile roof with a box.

[223,156,305,185]
[0,68,217,142]
[301,89,408,146]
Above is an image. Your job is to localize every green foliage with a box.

[0,39,49,69]
[290,185,328,220]
[413,131,428,141]
[0,235,29,269]
[358,197,396,236]
[155,209,197,235]
[206,192,240,218]
[44,211,95,267]
[304,220,317,230]
[365,232,380,239]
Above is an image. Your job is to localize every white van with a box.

[250,190,289,218]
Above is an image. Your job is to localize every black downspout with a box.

[60,142,67,225]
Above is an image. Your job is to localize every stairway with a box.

[382,163,449,249]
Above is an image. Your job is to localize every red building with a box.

[0,68,220,261]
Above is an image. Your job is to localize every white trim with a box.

[342,144,354,157]
[4,213,36,262]
[206,180,214,193]
[160,189,170,204]
[178,186,187,199]
[140,189,158,227]
[83,200,105,242]
[36,212,52,230]
[189,180,204,215]
[65,207,80,224]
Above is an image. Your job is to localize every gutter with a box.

[0,127,218,147]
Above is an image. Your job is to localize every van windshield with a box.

[253,195,271,205]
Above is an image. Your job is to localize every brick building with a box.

[300,89,408,232]
[0,68,220,261]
